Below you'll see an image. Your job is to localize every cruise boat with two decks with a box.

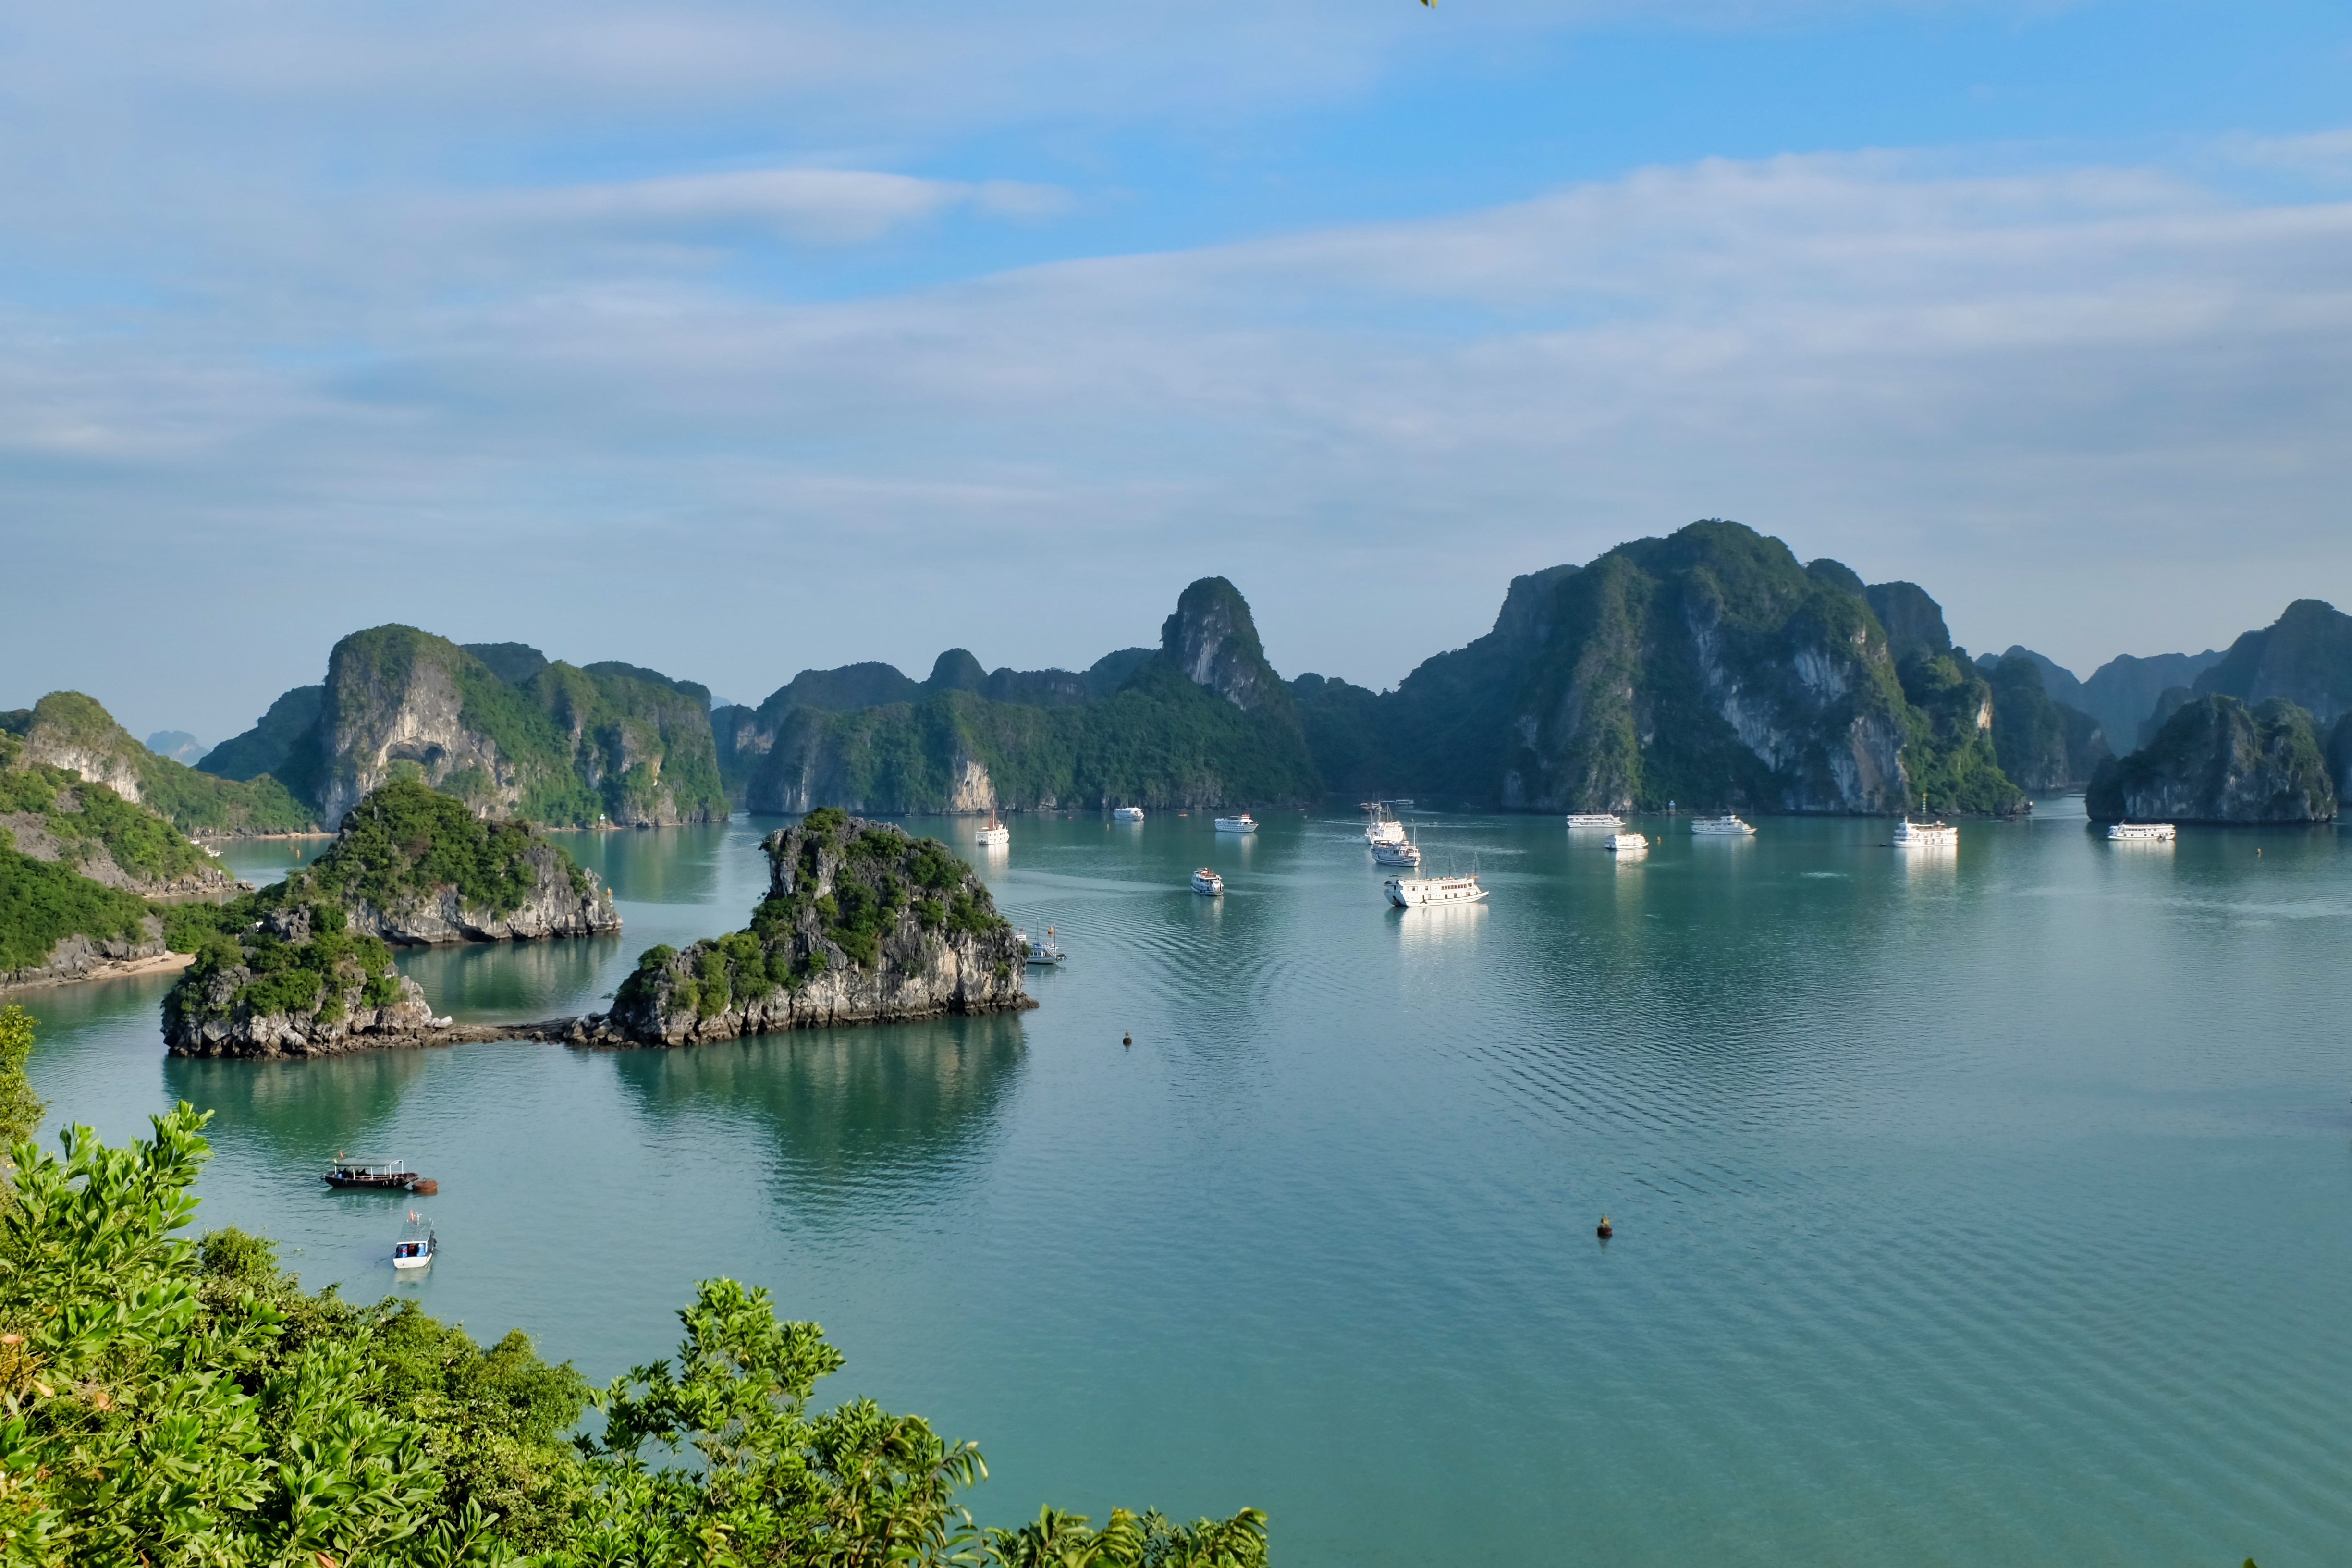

[1384,871,1486,907]
[1214,813,1258,833]
[1689,813,1755,836]
[1605,832,1648,855]
[2107,821,2177,841]
[1565,813,1623,829]
[1191,868,1225,895]
[1112,806,1145,823]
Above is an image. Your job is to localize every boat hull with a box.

[1384,876,1486,907]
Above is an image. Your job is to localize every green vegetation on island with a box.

[0,835,159,976]
[0,736,220,890]
[285,778,587,920]
[0,1011,1266,1565]
[163,897,409,1034]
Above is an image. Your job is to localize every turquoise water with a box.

[21,807,2352,1566]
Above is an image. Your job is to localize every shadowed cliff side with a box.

[2087,695,2336,824]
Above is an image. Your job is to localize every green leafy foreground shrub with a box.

[0,1101,1266,1567]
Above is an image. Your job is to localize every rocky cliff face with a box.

[163,963,440,1058]
[0,917,169,989]
[1297,521,2030,815]
[1498,530,1914,813]
[230,626,728,828]
[2088,695,2336,823]
[608,811,1029,1045]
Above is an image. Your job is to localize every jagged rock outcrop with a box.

[270,780,621,945]
[2088,695,2336,823]
[608,810,1030,1045]
[0,918,170,990]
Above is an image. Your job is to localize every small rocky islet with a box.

[159,792,1029,1058]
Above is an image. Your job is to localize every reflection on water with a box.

[396,933,634,1022]
[609,1013,1024,1213]
[20,807,2352,1567]
[166,1047,435,1164]
[567,823,741,905]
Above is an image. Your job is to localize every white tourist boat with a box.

[1191,867,1224,895]
[1371,836,1422,867]
[2107,821,2177,841]
[1690,813,1755,836]
[392,1212,437,1272]
[1214,813,1258,833]
[1565,813,1623,829]
[1360,802,1406,846]
[1606,832,1648,854]
[1892,817,1959,847]
[1019,927,1067,965]
[974,814,1009,848]
[1384,871,1486,907]
[1112,806,1145,823]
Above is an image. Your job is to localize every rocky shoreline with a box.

[1,924,188,991]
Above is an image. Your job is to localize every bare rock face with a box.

[162,964,440,1057]
[607,810,1030,1046]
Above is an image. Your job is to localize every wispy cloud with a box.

[493,168,1068,247]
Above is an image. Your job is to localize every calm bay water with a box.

[21,805,2352,1566]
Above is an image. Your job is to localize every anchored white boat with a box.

[1214,814,1258,834]
[392,1212,437,1272]
[1191,867,1224,895]
[1565,813,1623,829]
[1892,818,1958,847]
[2107,821,2177,841]
[1019,927,1067,965]
[1690,813,1755,836]
[1384,872,1486,907]
[975,814,1009,848]
[1360,802,1406,846]
[1605,832,1648,854]
[1371,836,1422,867]
[1112,806,1145,823]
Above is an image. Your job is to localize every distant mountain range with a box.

[16,520,2352,835]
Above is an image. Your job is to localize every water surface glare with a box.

[24,806,2352,1566]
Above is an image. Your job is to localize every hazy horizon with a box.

[4,1,2346,742]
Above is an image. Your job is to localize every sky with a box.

[3,0,2349,743]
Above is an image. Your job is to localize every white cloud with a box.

[8,137,2352,730]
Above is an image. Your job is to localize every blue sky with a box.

[5,0,2350,741]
